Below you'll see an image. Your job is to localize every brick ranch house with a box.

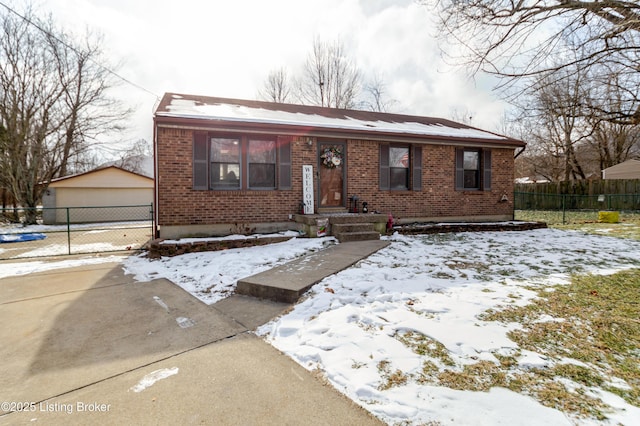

[153,93,526,239]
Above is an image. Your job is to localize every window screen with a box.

[211,138,240,189]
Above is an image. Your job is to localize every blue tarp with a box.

[0,233,47,243]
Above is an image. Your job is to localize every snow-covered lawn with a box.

[257,230,640,425]
[2,228,639,425]
[124,231,332,304]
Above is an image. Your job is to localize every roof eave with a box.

[155,115,526,149]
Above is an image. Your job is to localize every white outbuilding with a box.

[602,159,640,179]
[42,166,153,224]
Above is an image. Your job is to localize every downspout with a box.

[153,116,159,239]
[513,145,526,221]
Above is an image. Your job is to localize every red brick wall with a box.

[156,127,515,229]
[157,129,314,227]
[346,141,515,221]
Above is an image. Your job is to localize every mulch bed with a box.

[145,222,547,258]
[393,221,547,235]
[146,236,293,258]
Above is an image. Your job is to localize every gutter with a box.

[153,116,159,239]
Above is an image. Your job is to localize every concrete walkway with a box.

[237,240,390,302]
[0,242,387,425]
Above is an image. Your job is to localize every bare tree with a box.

[582,71,640,169]
[297,37,361,109]
[588,121,640,171]
[114,138,152,176]
[516,143,567,183]
[427,0,640,124]
[0,8,65,223]
[517,66,591,181]
[450,107,475,125]
[52,32,129,177]
[258,67,291,103]
[514,42,640,180]
[0,5,128,223]
[361,73,398,112]
[261,38,398,112]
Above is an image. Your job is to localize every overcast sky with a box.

[30,0,508,149]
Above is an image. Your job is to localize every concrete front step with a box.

[294,213,388,238]
[236,240,390,303]
[328,213,387,224]
[335,231,380,243]
[317,208,348,214]
[332,223,374,234]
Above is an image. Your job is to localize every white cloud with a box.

[27,0,508,150]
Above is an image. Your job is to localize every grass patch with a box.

[535,381,607,420]
[515,210,640,240]
[396,331,455,366]
[418,360,441,384]
[493,352,520,368]
[437,361,508,392]
[397,269,640,421]
[552,363,604,387]
[377,360,409,391]
[484,268,640,417]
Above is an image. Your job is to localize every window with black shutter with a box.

[379,143,421,191]
[483,149,492,191]
[193,132,208,190]
[455,147,492,191]
[192,133,291,191]
[412,145,422,191]
[379,144,390,190]
[277,136,292,190]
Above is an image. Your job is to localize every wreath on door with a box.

[321,147,343,168]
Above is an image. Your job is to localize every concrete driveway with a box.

[0,262,381,425]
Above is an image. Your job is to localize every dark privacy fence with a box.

[514,180,640,223]
[0,204,153,260]
[514,190,640,225]
[514,192,640,211]
[514,180,640,198]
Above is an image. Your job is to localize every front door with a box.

[318,142,345,209]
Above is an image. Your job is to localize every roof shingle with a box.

[154,92,525,148]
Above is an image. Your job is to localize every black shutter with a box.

[278,136,292,190]
[455,148,464,190]
[193,132,208,190]
[483,149,492,191]
[379,144,390,190]
[412,145,422,191]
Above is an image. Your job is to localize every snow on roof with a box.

[155,93,525,146]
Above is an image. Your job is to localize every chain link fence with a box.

[0,204,153,260]
[514,192,640,225]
